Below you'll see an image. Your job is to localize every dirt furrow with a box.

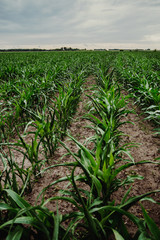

[118,95,160,229]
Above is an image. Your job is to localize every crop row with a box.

[114,51,160,125]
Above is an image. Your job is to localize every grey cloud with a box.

[0,0,160,49]
[0,0,76,33]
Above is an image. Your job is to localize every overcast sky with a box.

[0,0,160,49]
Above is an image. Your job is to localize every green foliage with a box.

[0,50,160,239]
[114,51,160,124]
[0,149,32,196]
[0,189,67,240]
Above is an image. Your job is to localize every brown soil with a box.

[116,93,160,234]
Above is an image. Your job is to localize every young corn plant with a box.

[14,129,45,177]
[85,84,133,154]
[95,65,114,89]
[114,52,160,125]
[38,136,160,239]
[0,148,32,196]
[0,107,17,141]
[140,203,160,240]
[0,128,46,179]
[64,167,160,240]
[144,105,160,124]
[54,79,82,137]
[0,189,68,240]
[24,105,59,159]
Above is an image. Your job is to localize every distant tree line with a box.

[0,47,86,52]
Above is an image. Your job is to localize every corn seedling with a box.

[0,149,32,196]
[0,189,68,240]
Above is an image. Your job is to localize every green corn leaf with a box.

[112,160,159,181]
[71,166,99,240]
[0,216,37,229]
[6,225,23,240]
[12,170,19,193]
[0,153,8,172]
[43,196,80,210]
[0,203,17,212]
[112,229,125,240]
[120,149,134,163]
[85,112,103,126]
[140,197,157,204]
[102,162,111,183]
[4,189,31,210]
[37,176,73,203]
[122,190,160,211]
[91,175,102,197]
[109,151,114,166]
[36,162,76,176]
[58,139,92,181]
[91,205,141,227]
[141,204,160,240]
[67,133,96,168]
[121,186,132,204]
[52,204,60,240]
[137,232,151,240]
[89,198,103,209]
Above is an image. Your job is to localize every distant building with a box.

[94,49,106,51]
[108,49,120,51]
[134,49,144,51]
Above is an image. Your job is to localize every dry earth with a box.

[117,92,160,234]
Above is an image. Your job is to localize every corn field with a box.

[0,50,160,239]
